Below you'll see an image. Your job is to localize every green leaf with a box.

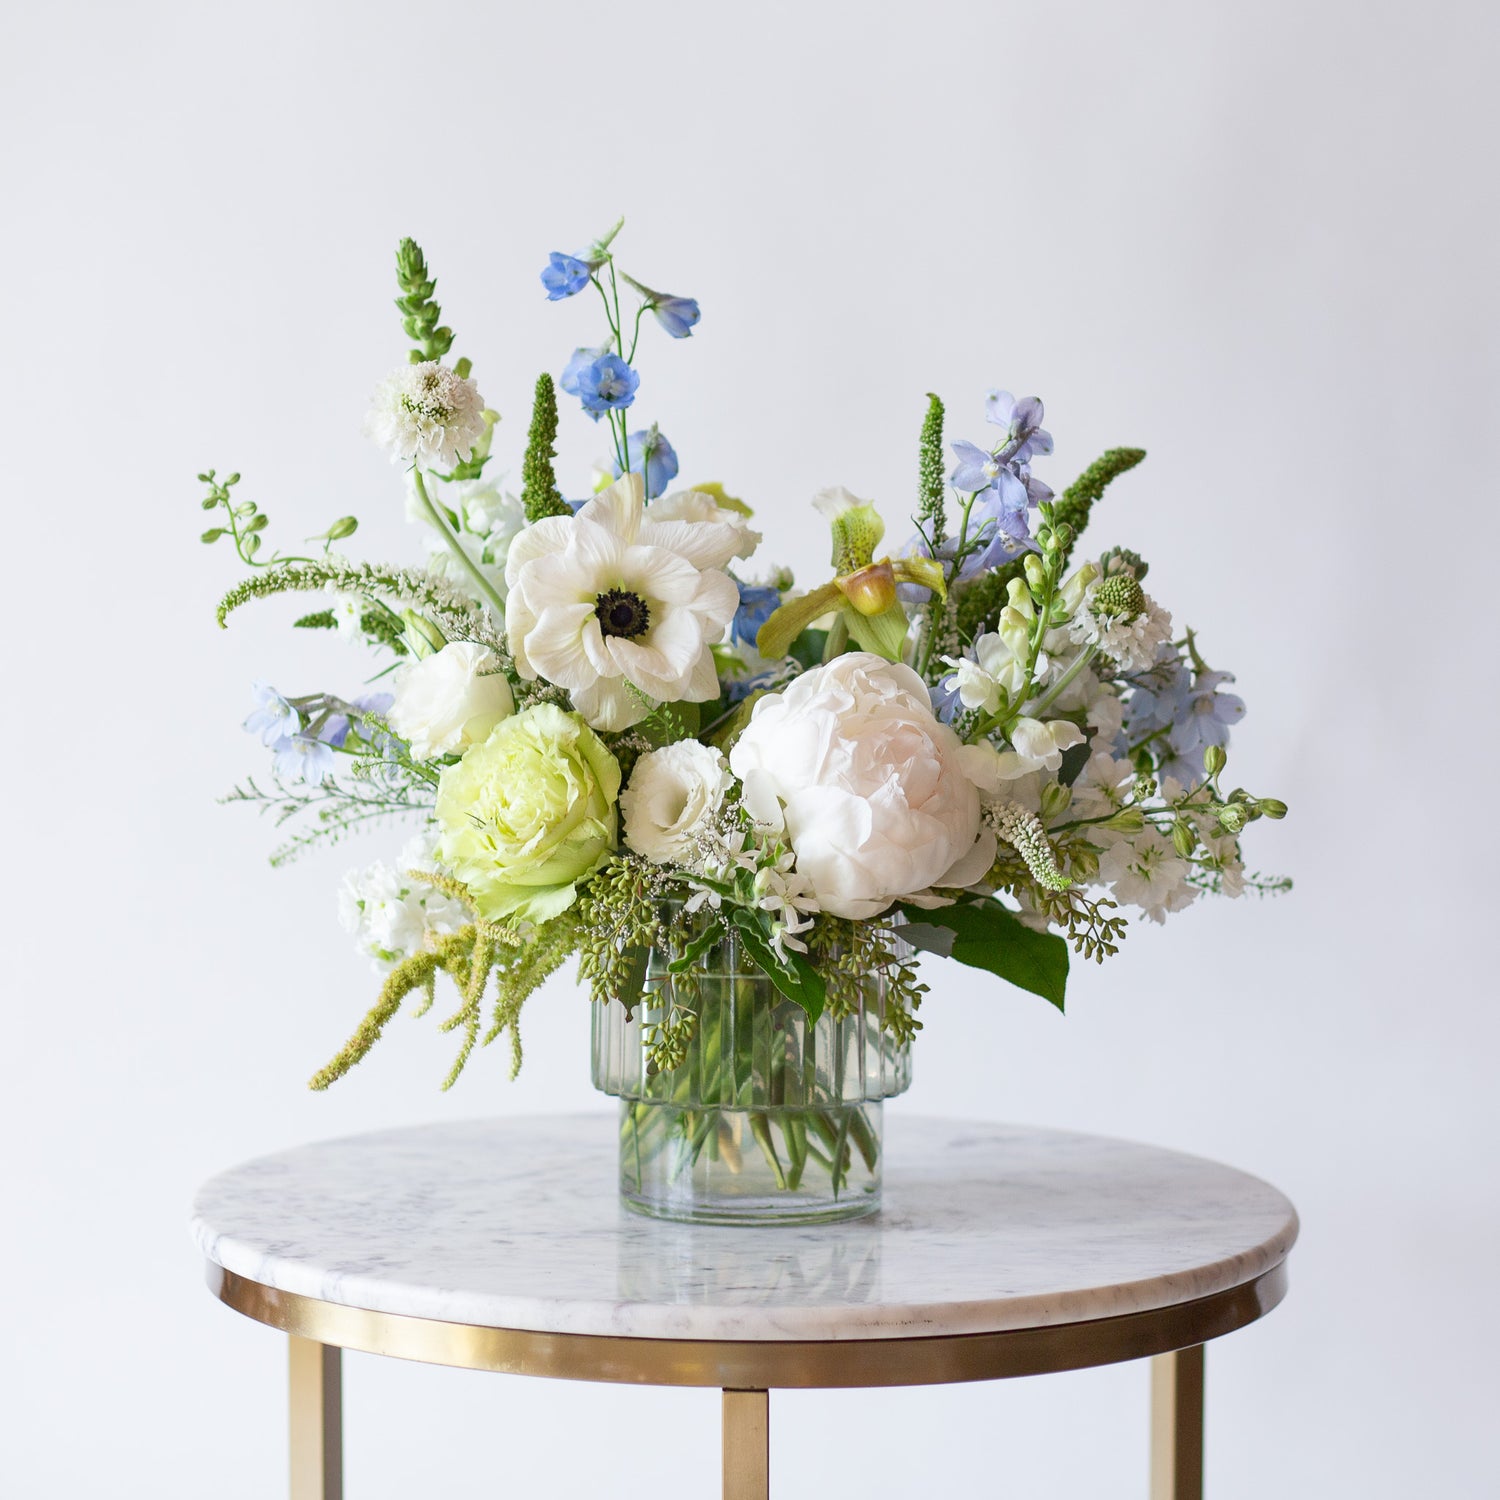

[614,943,650,1018]
[1058,741,1091,787]
[728,910,826,1022]
[788,629,828,672]
[897,899,1069,1011]
[634,700,701,750]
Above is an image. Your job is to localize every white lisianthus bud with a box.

[388,641,514,761]
[621,741,732,866]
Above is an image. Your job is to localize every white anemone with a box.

[505,473,742,731]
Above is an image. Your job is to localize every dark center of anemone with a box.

[595,587,651,640]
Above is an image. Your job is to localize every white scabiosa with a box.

[1068,573,1173,674]
[365,361,487,470]
[504,472,741,732]
[621,740,732,866]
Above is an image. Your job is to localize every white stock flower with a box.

[387,640,514,761]
[1096,828,1196,923]
[504,473,741,732]
[337,829,466,971]
[621,740,732,866]
[728,653,995,919]
[366,361,487,469]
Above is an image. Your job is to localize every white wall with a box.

[3,1,1496,1494]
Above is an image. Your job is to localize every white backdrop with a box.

[3,1,1497,1495]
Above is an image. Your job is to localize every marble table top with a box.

[190,1114,1297,1343]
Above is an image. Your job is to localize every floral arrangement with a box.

[200,223,1288,1095]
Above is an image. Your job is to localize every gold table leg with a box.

[289,1336,343,1500]
[722,1388,769,1500]
[1150,1345,1204,1500]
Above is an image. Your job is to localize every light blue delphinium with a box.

[1167,671,1246,763]
[650,294,700,339]
[730,577,782,646]
[560,345,608,401]
[274,734,336,786]
[244,682,301,745]
[575,353,639,416]
[612,425,679,499]
[541,252,593,301]
[322,692,396,749]
[985,391,1053,464]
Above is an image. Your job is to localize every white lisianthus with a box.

[387,641,514,761]
[365,361,487,470]
[1068,573,1173,674]
[728,652,995,919]
[648,488,762,560]
[961,717,1087,786]
[504,473,741,732]
[621,740,732,866]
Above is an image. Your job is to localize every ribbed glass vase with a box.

[591,923,912,1225]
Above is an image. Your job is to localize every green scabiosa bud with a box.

[1092,575,1146,621]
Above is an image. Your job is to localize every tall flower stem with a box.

[1026,643,1099,722]
[410,467,509,622]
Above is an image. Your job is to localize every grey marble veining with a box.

[190,1115,1297,1342]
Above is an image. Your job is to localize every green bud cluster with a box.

[917,393,947,547]
[521,373,571,521]
[1092,575,1146,621]
[394,237,455,363]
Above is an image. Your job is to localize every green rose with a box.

[436,703,621,923]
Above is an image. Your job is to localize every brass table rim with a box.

[206,1258,1289,1389]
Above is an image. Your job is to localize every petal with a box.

[503,512,574,588]
[576,472,645,541]
[571,674,650,732]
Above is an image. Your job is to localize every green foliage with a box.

[574,856,670,1012]
[917,392,947,546]
[393,237,455,363]
[293,607,410,656]
[897,899,1071,1011]
[1051,447,1146,564]
[806,916,928,1042]
[521,373,571,520]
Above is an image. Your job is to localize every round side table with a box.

[190,1115,1297,1500]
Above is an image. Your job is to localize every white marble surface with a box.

[190,1115,1297,1343]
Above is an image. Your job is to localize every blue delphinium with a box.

[649,293,700,339]
[540,252,593,301]
[730,577,782,646]
[244,682,301,745]
[321,692,396,749]
[274,734,336,786]
[574,353,639,416]
[560,345,607,402]
[612,425,679,499]
[985,391,1053,464]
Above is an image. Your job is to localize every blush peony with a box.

[728,653,995,918]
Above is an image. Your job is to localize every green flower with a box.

[436,704,621,923]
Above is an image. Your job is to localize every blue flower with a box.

[950,440,1031,506]
[273,734,336,786]
[1167,671,1246,763]
[321,692,396,749]
[244,682,300,746]
[574,353,639,416]
[730,577,781,646]
[984,391,1053,464]
[540,252,593,301]
[612,426,678,499]
[560,345,607,401]
[650,294,701,339]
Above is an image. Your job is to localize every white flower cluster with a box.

[337,831,467,970]
[365,361,487,470]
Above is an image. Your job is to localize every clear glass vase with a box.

[591,923,912,1225]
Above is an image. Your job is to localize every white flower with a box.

[728,652,995,919]
[330,591,364,641]
[387,640,514,761]
[621,740,732,866]
[504,473,741,732]
[365,361,487,470]
[1096,828,1195,923]
[960,717,1087,786]
[1068,575,1173,674]
[337,829,466,971]
[647,488,761,560]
